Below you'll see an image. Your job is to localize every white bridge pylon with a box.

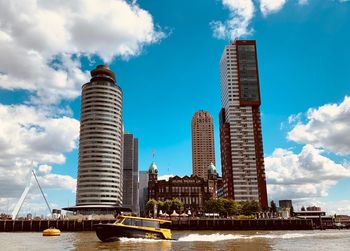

[11,166,52,220]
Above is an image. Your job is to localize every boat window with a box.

[134,219,142,226]
[142,220,159,228]
[123,218,135,226]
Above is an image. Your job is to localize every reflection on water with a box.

[1,230,350,251]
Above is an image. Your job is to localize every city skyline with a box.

[0,0,350,216]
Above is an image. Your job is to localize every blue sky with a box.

[0,0,350,215]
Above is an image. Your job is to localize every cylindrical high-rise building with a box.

[76,65,123,208]
[191,111,216,180]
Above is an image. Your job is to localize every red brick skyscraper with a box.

[191,111,216,180]
[219,40,268,209]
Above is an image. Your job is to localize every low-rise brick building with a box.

[147,162,218,214]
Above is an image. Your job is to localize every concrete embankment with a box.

[0,219,316,232]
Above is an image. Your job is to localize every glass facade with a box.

[237,45,260,103]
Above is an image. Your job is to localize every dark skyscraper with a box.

[219,40,268,209]
[122,133,139,213]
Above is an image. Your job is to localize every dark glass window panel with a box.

[237,45,259,102]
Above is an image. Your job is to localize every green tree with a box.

[162,199,172,213]
[170,198,184,213]
[204,199,243,217]
[270,200,277,214]
[157,200,165,212]
[221,198,232,217]
[232,200,242,215]
[204,199,222,213]
[146,199,158,216]
[301,206,306,211]
[290,206,294,217]
[240,201,259,216]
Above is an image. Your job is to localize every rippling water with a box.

[1,230,349,251]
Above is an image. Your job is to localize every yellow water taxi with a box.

[95,215,172,242]
[43,227,61,236]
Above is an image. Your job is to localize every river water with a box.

[0,230,349,251]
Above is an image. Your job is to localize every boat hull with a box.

[95,224,167,242]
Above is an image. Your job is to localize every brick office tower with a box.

[75,65,124,212]
[219,40,268,209]
[191,111,216,180]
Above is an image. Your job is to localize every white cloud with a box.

[265,144,350,200]
[34,169,76,192]
[158,174,174,181]
[211,0,255,40]
[307,200,350,215]
[212,0,316,40]
[288,112,302,124]
[288,96,350,155]
[298,0,309,5]
[259,0,286,16]
[38,164,52,174]
[0,104,78,204]
[0,0,164,104]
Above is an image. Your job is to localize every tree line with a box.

[145,198,261,216]
[146,198,184,214]
[204,198,259,216]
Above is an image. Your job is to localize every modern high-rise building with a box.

[191,111,216,180]
[74,65,124,213]
[138,170,149,216]
[122,133,139,213]
[219,40,268,209]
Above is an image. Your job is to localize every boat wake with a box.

[118,232,343,243]
[176,232,330,242]
[119,237,165,243]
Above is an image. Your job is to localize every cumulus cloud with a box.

[212,0,314,40]
[288,96,350,155]
[0,0,164,104]
[211,0,255,39]
[298,0,309,5]
[265,144,350,200]
[158,174,175,181]
[0,103,78,212]
[259,0,286,16]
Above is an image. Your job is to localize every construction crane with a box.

[11,167,52,220]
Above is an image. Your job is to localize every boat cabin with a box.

[115,216,171,229]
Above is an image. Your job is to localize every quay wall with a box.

[0,220,115,232]
[0,219,315,232]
